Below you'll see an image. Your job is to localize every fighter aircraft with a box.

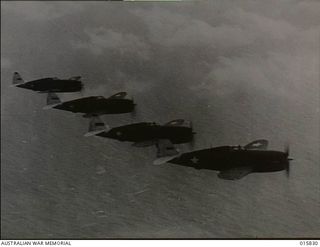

[12,72,83,93]
[154,140,293,180]
[85,116,195,157]
[44,92,135,117]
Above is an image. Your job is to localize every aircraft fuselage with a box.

[169,146,289,173]
[16,78,83,93]
[53,96,135,116]
[97,122,193,144]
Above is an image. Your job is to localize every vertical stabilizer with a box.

[12,72,24,85]
[84,116,109,137]
[43,93,61,109]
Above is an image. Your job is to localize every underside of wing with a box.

[244,139,268,150]
[156,139,179,158]
[218,167,253,180]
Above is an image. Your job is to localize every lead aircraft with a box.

[154,140,293,180]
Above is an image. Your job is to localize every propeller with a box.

[284,143,293,178]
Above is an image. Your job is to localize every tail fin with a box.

[12,72,24,85]
[156,139,179,158]
[84,116,109,137]
[43,93,61,109]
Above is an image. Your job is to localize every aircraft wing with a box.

[108,92,127,99]
[156,139,179,158]
[244,139,268,150]
[218,167,253,180]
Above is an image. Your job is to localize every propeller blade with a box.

[286,161,290,178]
[284,143,291,178]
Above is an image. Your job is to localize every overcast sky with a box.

[2,1,319,97]
[2,0,319,145]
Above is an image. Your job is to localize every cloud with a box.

[1,2,84,21]
[1,57,12,70]
[129,4,318,101]
[72,27,150,60]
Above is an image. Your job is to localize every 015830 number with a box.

[300,241,318,246]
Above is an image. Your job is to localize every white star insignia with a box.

[116,131,122,136]
[191,156,199,164]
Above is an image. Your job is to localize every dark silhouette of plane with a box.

[12,72,83,93]
[85,116,195,157]
[154,140,293,180]
[44,92,135,118]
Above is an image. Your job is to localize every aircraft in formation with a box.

[154,140,293,180]
[12,72,83,93]
[12,72,293,180]
[44,92,135,118]
[85,116,195,157]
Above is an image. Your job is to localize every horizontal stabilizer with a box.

[43,103,61,110]
[84,129,106,137]
[153,154,180,166]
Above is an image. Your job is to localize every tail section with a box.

[156,139,179,158]
[84,116,109,137]
[12,72,24,86]
[43,93,61,109]
[153,154,180,166]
